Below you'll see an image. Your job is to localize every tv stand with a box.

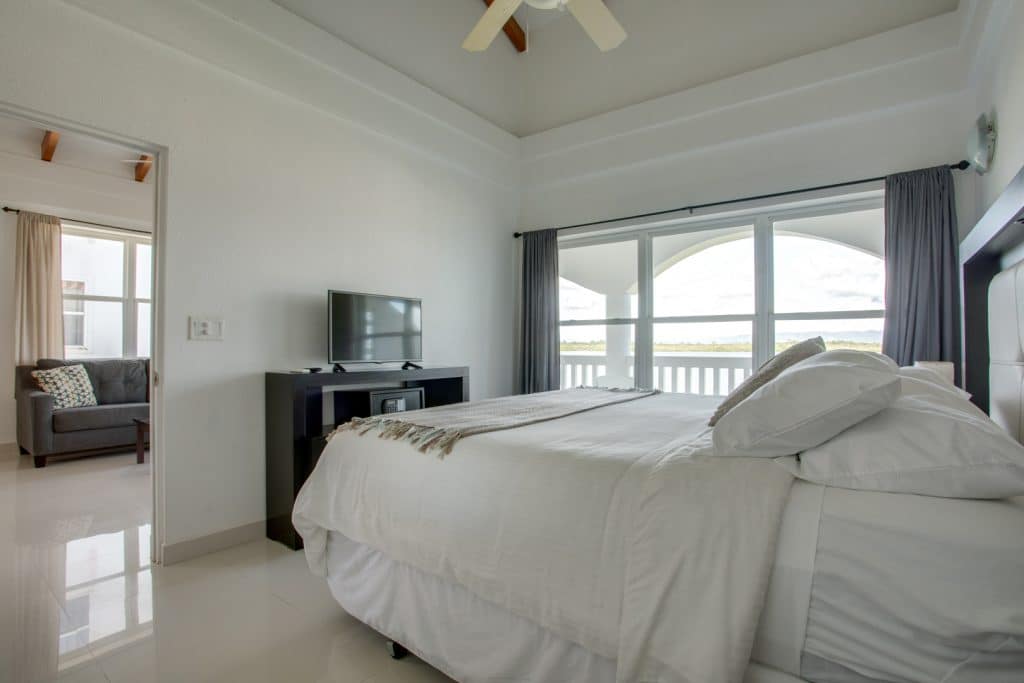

[332,363,347,373]
[265,365,469,549]
[401,361,423,370]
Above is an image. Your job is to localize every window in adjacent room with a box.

[61,225,153,359]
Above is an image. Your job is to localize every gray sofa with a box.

[16,358,150,468]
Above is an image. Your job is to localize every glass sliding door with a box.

[772,209,885,353]
[559,239,638,388]
[651,225,755,395]
[555,196,886,394]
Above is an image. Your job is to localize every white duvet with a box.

[293,392,794,683]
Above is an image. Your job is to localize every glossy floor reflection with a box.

[0,444,453,682]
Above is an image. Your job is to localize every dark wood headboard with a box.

[960,163,1024,413]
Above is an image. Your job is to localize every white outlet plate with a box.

[189,316,224,341]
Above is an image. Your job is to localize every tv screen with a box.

[328,290,422,364]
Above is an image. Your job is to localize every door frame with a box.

[0,100,170,564]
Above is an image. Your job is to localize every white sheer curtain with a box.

[14,211,64,364]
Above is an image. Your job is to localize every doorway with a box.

[0,103,166,578]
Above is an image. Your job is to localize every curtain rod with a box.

[2,206,151,235]
[513,160,971,238]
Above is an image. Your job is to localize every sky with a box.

[560,234,884,348]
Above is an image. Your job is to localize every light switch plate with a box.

[189,316,224,341]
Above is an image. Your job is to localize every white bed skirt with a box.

[324,530,807,683]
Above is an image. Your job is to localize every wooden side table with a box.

[133,418,149,464]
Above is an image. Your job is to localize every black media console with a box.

[265,366,469,549]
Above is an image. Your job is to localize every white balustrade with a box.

[560,352,752,396]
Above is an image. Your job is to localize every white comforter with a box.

[293,393,794,683]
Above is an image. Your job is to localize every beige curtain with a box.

[14,211,64,364]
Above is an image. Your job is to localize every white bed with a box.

[293,386,1024,682]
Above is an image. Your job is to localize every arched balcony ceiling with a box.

[560,208,883,296]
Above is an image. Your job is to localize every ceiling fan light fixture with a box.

[525,0,564,9]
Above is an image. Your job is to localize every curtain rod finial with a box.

[952,160,970,171]
[514,232,523,238]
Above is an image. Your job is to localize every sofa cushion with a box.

[53,403,149,433]
[37,358,148,405]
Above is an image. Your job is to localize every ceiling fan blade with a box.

[567,0,626,51]
[463,0,525,52]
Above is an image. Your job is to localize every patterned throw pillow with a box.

[707,336,826,427]
[32,364,98,409]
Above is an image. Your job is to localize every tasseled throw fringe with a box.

[328,417,463,457]
[325,386,660,457]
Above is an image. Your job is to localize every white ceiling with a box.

[271,0,525,133]
[520,0,959,134]
[273,0,958,137]
[0,115,151,182]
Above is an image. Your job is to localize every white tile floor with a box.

[0,444,453,682]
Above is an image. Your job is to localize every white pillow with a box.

[898,365,972,401]
[712,350,900,457]
[777,380,1024,499]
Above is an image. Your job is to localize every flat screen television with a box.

[328,290,422,364]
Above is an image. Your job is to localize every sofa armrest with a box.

[17,389,54,455]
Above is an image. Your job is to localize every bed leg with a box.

[386,640,408,660]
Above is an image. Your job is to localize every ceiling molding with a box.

[521,10,967,160]
[61,0,519,189]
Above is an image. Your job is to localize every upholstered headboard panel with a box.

[989,261,1024,442]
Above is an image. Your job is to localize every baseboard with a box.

[161,520,264,565]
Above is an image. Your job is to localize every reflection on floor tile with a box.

[0,444,454,682]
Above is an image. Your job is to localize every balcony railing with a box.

[560,352,753,396]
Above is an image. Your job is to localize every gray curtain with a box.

[519,229,560,393]
[882,165,961,382]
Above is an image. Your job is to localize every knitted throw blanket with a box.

[330,387,659,457]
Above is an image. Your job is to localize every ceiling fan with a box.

[463,0,626,53]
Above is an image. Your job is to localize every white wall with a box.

[970,0,1024,214]
[520,8,978,235]
[0,0,520,549]
[0,152,155,445]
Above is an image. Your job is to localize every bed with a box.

[294,384,1024,683]
[294,173,1024,683]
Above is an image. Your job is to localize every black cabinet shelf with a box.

[265,366,469,550]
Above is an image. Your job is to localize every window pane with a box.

[653,226,755,317]
[560,324,635,389]
[653,321,752,395]
[63,298,85,348]
[135,243,152,299]
[775,318,883,354]
[773,210,884,314]
[559,240,638,320]
[65,301,123,359]
[61,233,124,297]
[136,302,151,357]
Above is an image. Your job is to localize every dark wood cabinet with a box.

[265,366,469,549]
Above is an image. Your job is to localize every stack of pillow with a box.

[711,341,1024,499]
